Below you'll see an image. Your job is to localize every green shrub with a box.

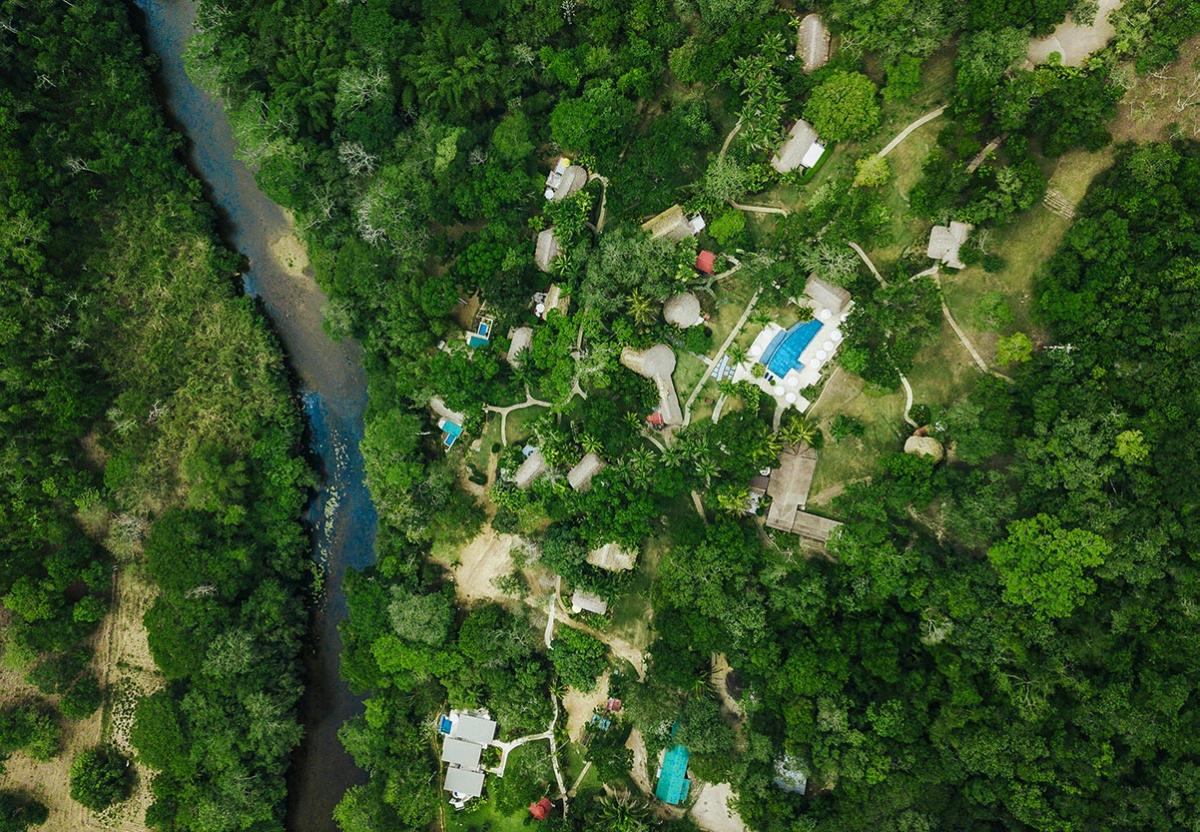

[69,746,132,811]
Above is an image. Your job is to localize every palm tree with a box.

[727,343,748,365]
[779,415,818,449]
[580,433,602,457]
[594,791,653,832]
[628,289,656,330]
[694,454,719,487]
[716,485,750,515]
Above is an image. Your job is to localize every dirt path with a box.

[690,782,749,832]
[848,241,887,287]
[563,673,610,742]
[553,604,647,680]
[588,173,610,233]
[485,387,551,446]
[899,373,918,427]
[932,274,1014,383]
[729,200,790,215]
[710,654,743,720]
[625,728,654,796]
[878,106,947,158]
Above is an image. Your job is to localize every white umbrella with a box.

[785,392,797,403]
[831,330,844,342]
[816,349,828,360]
[823,340,835,351]
[818,308,832,322]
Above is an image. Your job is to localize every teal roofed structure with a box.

[655,744,691,805]
[760,319,822,379]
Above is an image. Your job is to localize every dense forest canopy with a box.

[1,1,310,829]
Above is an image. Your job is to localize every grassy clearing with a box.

[807,370,905,503]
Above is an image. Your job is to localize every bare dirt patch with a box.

[1028,0,1123,66]
[563,672,610,743]
[689,782,749,832]
[449,524,525,604]
[0,566,162,832]
[1113,35,1200,142]
[268,216,312,277]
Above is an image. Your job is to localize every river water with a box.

[131,2,375,830]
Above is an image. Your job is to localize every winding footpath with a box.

[485,387,552,445]
[878,106,947,158]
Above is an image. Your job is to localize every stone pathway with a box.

[1043,188,1076,219]
[878,106,947,157]
[684,287,762,424]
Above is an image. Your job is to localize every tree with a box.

[69,746,132,811]
[803,71,881,142]
[1113,429,1149,465]
[987,514,1111,619]
[549,628,608,691]
[779,415,818,448]
[0,792,48,832]
[853,155,891,188]
[995,331,1033,364]
[550,80,636,167]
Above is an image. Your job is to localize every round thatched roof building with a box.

[663,292,702,328]
[904,435,945,462]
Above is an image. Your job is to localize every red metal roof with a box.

[695,250,716,274]
[646,412,665,426]
[529,797,553,820]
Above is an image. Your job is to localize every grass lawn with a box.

[504,405,545,447]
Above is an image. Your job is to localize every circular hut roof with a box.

[904,435,945,462]
[663,292,702,328]
[639,344,677,376]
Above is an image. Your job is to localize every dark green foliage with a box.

[0,792,48,832]
[69,746,132,811]
[549,628,609,691]
[0,707,61,763]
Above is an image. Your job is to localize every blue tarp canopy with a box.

[760,319,822,378]
[655,744,691,805]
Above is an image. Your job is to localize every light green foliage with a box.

[803,71,882,142]
[988,514,1110,619]
[707,209,746,247]
[490,111,534,162]
[550,80,636,166]
[1113,429,1149,465]
[733,34,789,151]
[853,155,892,188]
[387,587,453,646]
[995,331,1034,364]
[955,28,1028,110]
[701,154,755,206]
[971,291,1015,331]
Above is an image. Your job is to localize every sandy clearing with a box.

[624,727,654,796]
[451,524,525,603]
[563,672,610,743]
[710,654,744,721]
[0,566,162,832]
[690,782,749,832]
[1028,0,1122,66]
[268,222,311,277]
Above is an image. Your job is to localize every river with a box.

[131,2,375,830]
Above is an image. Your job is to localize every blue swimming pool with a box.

[760,319,822,378]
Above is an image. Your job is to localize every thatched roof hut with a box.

[535,227,561,273]
[570,588,608,615]
[514,448,547,490]
[506,326,533,365]
[904,435,945,462]
[642,204,699,241]
[586,542,638,572]
[926,221,973,269]
[567,452,605,492]
[663,292,703,328]
[797,14,831,72]
[771,119,825,174]
[803,274,852,317]
[620,345,683,426]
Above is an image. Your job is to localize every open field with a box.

[0,565,161,832]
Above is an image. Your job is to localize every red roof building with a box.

[695,250,717,275]
[529,797,553,820]
[646,411,665,428]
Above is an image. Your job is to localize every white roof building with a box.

[587,542,637,572]
[927,221,973,269]
[441,737,484,768]
[513,448,547,490]
[567,452,605,492]
[444,766,486,799]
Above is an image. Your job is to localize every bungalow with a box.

[586,542,638,572]
[620,344,683,426]
[534,283,570,320]
[663,292,703,329]
[514,447,548,490]
[655,744,692,805]
[544,157,587,201]
[535,227,561,273]
[765,447,819,530]
[642,204,706,241]
[571,588,608,616]
[695,249,717,275]
[437,710,498,803]
[567,452,605,492]
[771,119,826,174]
[926,221,973,269]
[506,326,533,366]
